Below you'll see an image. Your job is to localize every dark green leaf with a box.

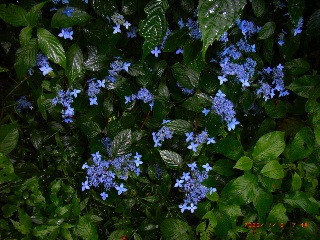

[284,191,319,214]
[171,62,199,89]
[306,9,320,38]
[160,218,192,240]
[84,54,107,72]
[234,156,253,170]
[110,129,131,156]
[266,203,288,226]
[261,160,284,179]
[26,1,48,26]
[253,189,273,220]
[0,124,19,155]
[163,30,189,52]
[287,75,320,98]
[0,153,18,184]
[0,4,28,27]
[159,150,183,169]
[212,159,235,176]
[252,131,285,161]
[30,129,42,150]
[92,0,117,18]
[198,0,246,60]
[81,121,102,139]
[252,0,265,17]
[0,66,9,72]
[285,58,310,75]
[19,26,32,47]
[66,44,84,86]
[74,215,98,239]
[37,28,66,69]
[265,99,287,118]
[214,136,244,160]
[165,119,192,135]
[51,7,92,28]
[288,0,304,25]
[258,21,276,39]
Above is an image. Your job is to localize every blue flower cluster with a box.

[208,90,240,131]
[58,27,73,40]
[82,150,143,200]
[151,28,171,57]
[178,9,202,40]
[152,120,174,147]
[52,88,81,123]
[293,17,303,36]
[106,58,131,83]
[127,26,138,38]
[175,162,216,213]
[87,78,105,106]
[125,87,154,110]
[17,96,33,112]
[33,53,53,76]
[236,19,261,39]
[185,130,215,152]
[108,12,132,34]
[176,82,194,95]
[256,64,289,101]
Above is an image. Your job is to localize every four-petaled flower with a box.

[62,7,73,17]
[187,162,197,170]
[115,183,127,195]
[71,89,81,98]
[122,62,131,72]
[227,118,240,131]
[176,48,184,54]
[202,108,210,116]
[207,137,215,145]
[97,80,106,88]
[187,142,199,152]
[185,132,194,142]
[125,96,131,104]
[151,46,161,57]
[113,24,121,34]
[82,179,90,191]
[123,21,131,29]
[189,203,197,213]
[202,163,212,172]
[89,97,98,105]
[174,179,184,187]
[179,203,189,213]
[218,75,228,85]
[100,192,108,200]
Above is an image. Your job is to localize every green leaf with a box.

[306,9,320,38]
[252,131,285,161]
[84,53,107,72]
[15,38,38,80]
[266,203,288,226]
[19,27,33,47]
[258,21,276,39]
[92,0,117,18]
[81,121,102,139]
[0,124,19,155]
[163,30,189,52]
[285,58,310,75]
[74,215,98,239]
[203,210,217,227]
[214,136,244,160]
[109,229,133,240]
[11,209,32,235]
[182,93,211,112]
[171,62,199,88]
[265,99,287,118]
[284,191,319,214]
[165,119,193,135]
[198,0,246,60]
[253,189,273,220]
[37,28,66,69]
[252,0,265,17]
[234,156,253,170]
[30,129,42,150]
[0,66,9,72]
[221,173,258,206]
[51,7,92,28]
[285,127,314,162]
[160,218,192,240]
[291,172,302,191]
[110,129,131,156]
[159,150,183,169]
[287,75,320,98]
[66,44,84,86]
[139,0,168,60]
[288,0,305,25]
[0,153,18,184]
[261,160,284,179]
[2,204,18,218]
[26,1,48,26]
[0,4,28,27]
[212,159,235,176]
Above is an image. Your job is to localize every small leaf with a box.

[159,150,183,169]
[261,160,284,179]
[171,62,199,89]
[252,0,265,17]
[258,21,276,39]
[252,131,285,161]
[0,66,9,72]
[110,129,131,156]
[0,4,28,27]
[37,28,66,69]
[66,44,84,86]
[234,156,253,170]
[266,203,288,226]
[0,124,19,155]
[51,7,92,28]
[30,129,42,150]
[291,172,302,191]
[26,1,48,26]
[285,58,310,75]
[0,153,18,184]
[19,26,33,47]
[81,121,102,139]
[288,0,305,25]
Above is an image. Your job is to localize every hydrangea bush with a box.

[1,0,320,239]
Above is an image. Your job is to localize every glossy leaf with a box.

[0,153,18,184]
[258,21,276,39]
[92,0,117,18]
[0,4,28,27]
[261,160,284,179]
[165,119,193,135]
[171,62,199,89]
[66,44,84,86]
[234,156,253,170]
[159,150,183,169]
[110,129,131,156]
[19,27,33,47]
[81,121,102,139]
[291,172,302,191]
[287,75,320,98]
[160,218,192,240]
[285,58,310,75]
[51,7,93,28]
[0,124,19,155]
[26,1,48,26]
[252,0,265,17]
[214,136,244,160]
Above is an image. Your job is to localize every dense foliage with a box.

[1,0,320,239]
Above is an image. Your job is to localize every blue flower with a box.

[227,118,240,131]
[189,203,197,213]
[71,89,81,98]
[187,162,197,171]
[209,187,217,194]
[207,137,215,145]
[113,24,121,34]
[58,27,73,40]
[218,75,228,85]
[176,48,184,54]
[100,192,108,200]
[187,142,199,152]
[115,183,127,195]
[185,132,194,142]
[82,179,90,191]
[125,96,131,104]
[123,21,131,29]
[39,64,53,76]
[62,7,73,17]
[151,46,161,57]
[122,62,131,72]
[89,97,98,105]
[179,202,189,213]
[202,163,212,172]
[174,179,184,187]
[202,108,210,116]
[293,17,303,36]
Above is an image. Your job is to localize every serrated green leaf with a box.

[109,229,133,240]
[0,4,28,27]
[19,26,33,47]
[203,210,217,227]
[0,153,17,184]
[266,203,288,226]
[234,156,253,170]
[252,131,285,161]
[15,38,38,80]
[284,191,319,214]
[26,1,48,26]
[291,172,302,191]
[81,121,102,139]
[74,215,98,239]
[158,83,170,103]
[140,5,168,60]
[37,28,66,69]
[92,0,117,18]
[261,160,284,179]
[84,54,107,72]
[258,21,276,39]
[163,30,189,52]
[17,208,32,235]
[214,136,244,160]
[160,218,192,240]
[165,119,192,135]
[285,58,310,75]
[110,129,131,156]
[66,44,84,86]
[159,150,183,169]
[171,62,199,89]
[182,93,211,112]
[198,0,246,60]
[221,173,258,206]
[252,0,265,17]
[212,159,235,176]
[0,124,19,155]
[51,7,92,28]
[287,75,320,98]
[253,189,273,220]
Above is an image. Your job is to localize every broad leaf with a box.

[253,189,273,220]
[51,7,92,28]
[252,0,265,17]
[0,124,19,155]
[287,75,320,98]
[288,0,305,25]
[234,156,253,170]
[285,58,310,75]
[26,1,48,26]
[66,44,84,86]
[0,4,28,27]
[284,191,319,214]
[266,203,288,226]
[258,21,275,39]
[159,150,183,169]
[260,160,284,179]
[81,121,102,139]
[291,172,302,191]
[110,129,131,156]
[37,28,66,69]
[19,27,33,47]
[165,119,192,135]
[198,0,246,60]
[252,131,285,161]
[212,159,235,176]
[171,62,199,89]
[214,136,244,160]
[160,218,192,240]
